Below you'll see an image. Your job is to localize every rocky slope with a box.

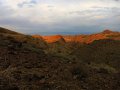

[0,27,120,90]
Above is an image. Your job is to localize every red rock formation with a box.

[102,29,114,34]
[32,30,120,43]
[42,35,64,43]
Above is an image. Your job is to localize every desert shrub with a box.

[90,63,117,74]
[21,43,42,53]
[71,64,89,81]
[24,35,47,49]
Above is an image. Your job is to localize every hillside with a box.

[0,27,21,35]
[0,27,120,90]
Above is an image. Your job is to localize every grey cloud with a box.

[0,16,48,33]
[69,6,120,17]
[17,0,37,8]
[113,0,120,1]
[0,4,14,17]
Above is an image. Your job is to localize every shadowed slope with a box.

[0,27,21,35]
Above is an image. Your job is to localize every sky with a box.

[0,0,120,34]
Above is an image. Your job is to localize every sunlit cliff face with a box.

[0,0,120,33]
[33,30,120,43]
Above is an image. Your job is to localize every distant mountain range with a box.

[33,30,120,43]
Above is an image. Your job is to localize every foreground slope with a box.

[0,27,120,90]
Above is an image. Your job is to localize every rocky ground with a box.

[0,27,120,90]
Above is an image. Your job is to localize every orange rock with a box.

[42,35,64,43]
[32,30,120,44]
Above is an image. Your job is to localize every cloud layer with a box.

[0,0,120,34]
